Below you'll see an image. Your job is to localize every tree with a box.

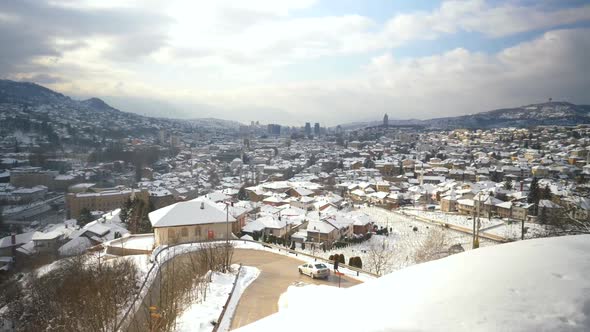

[78,208,93,226]
[503,179,513,190]
[542,185,552,200]
[119,198,133,224]
[538,206,548,224]
[124,198,154,234]
[307,154,317,167]
[415,229,451,263]
[237,186,248,201]
[363,158,375,169]
[528,177,540,204]
[366,237,394,276]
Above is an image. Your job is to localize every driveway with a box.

[230,249,361,330]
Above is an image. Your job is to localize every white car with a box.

[298,263,330,279]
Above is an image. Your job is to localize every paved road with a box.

[230,249,361,330]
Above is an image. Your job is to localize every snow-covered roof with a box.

[149,200,236,228]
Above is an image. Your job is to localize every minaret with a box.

[383,113,389,127]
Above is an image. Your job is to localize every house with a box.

[245,216,290,238]
[457,199,475,215]
[305,220,339,246]
[512,202,534,221]
[149,200,236,246]
[32,231,64,254]
[495,201,513,219]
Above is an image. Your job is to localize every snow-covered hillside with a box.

[236,235,590,332]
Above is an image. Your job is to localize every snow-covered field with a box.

[236,234,590,332]
[399,208,548,240]
[174,265,260,332]
[294,208,494,274]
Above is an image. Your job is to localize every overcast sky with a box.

[1,0,590,125]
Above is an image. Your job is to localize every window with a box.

[168,228,175,238]
[181,227,188,237]
[194,226,201,237]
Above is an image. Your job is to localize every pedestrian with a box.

[334,256,339,272]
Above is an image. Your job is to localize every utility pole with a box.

[474,194,481,248]
[225,201,230,272]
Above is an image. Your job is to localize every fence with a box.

[211,264,242,332]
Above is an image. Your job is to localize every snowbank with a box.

[236,235,590,332]
[174,265,260,332]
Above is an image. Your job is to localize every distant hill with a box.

[339,102,590,129]
[0,79,242,130]
[425,102,590,129]
[0,79,69,105]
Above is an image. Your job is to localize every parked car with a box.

[298,263,330,279]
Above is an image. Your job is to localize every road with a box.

[230,249,361,330]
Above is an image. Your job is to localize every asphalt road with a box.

[230,249,361,330]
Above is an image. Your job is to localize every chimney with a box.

[200,202,205,209]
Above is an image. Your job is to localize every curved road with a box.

[230,249,362,330]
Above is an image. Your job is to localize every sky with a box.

[1,0,590,126]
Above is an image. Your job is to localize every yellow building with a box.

[148,200,236,246]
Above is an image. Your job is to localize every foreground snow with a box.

[236,235,590,332]
[175,265,260,332]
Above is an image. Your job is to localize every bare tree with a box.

[366,237,394,276]
[543,207,590,236]
[0,254,139,332]
[414,228,451,264]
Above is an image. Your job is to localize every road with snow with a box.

[230,249,362,330]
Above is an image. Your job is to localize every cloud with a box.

[382,0,590,44]
[0,0,172,73]
[1,0,590,125]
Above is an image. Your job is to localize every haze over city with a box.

[1,0,590,125]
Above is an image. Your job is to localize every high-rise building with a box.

[267,124,281,136]
[383,113,389,127]
[314,123,320,137]
[305,122,312,136]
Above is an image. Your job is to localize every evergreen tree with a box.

[503,179,513,190]
[363,158,375,169]
[542,185,552,200]
[78,208,93,226]
[528,177,540,204]
[237,186,248,201]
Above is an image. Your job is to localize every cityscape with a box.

[1,1,590,332]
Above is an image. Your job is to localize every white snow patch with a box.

[174,265,260,332]
[236,235,590,332]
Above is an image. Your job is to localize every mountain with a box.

[340,102,590,130]
[425,102,590,129]
[0,79,69,105]
[0,79,241,130]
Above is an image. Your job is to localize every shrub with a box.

[329,255,335,261]
[338,254,345,264]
